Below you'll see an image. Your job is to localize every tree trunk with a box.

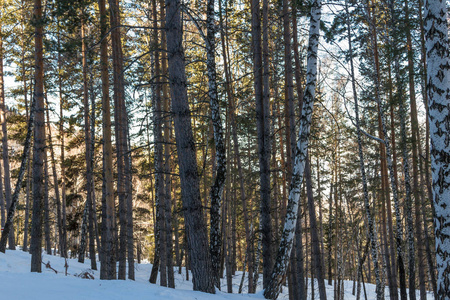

[367,2,407,299]
[206,0,226,289]
[165,0,215,293]
[44,142,51,255]
[403,1,427,298]
[29,0,45,273]
[108,0,128,280]
[78,15,92,265]
[30,0,45,272]
[345,1,384,298]
[424,1,450,298]
[98,0,116,280]
[45,99,63,258]
[218,0,254,291]
[89,78,99,270]
[0,160,4,230]
[418,1,438,297]
[251,0,273,289]
[305,156,327,300]
[0,4,15,250]
[0,83,36,253]
[264,1,321,298]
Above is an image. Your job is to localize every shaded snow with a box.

[0,249,434,299]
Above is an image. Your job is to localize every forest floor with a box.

[0,249,433,299]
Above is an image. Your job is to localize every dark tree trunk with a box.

[0,81,36,254]
[78,15,92,265]
[165,0,215,293]
[30,0,45,273]
[305,157,327,300]
[109,0,127,280]
[45,99,63,258]
[251,0,273,289]
[98,0,116,280]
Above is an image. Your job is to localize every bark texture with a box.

[165,0,215,293]
[99,0,116,280]
[425,1,450,298]
[30,0,45,273]
[206,0,226,289]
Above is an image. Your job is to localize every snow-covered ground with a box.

[0,249,433,299]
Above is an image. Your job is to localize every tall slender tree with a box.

[165,0,215,293]
[0,0,14,250]
[99,0,116,280]
[425,0,450,298]
[206,0,226,289]
[251,0,273,288]
[264,0,322,297]
[30,0,45,273]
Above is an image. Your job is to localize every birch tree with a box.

[206,0,226,289]
[425,0,450,298]
[264,0,321,297]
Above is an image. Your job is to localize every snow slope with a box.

[0,249,433,299]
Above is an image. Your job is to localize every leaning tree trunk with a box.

[165,0,215,293]
[0,87,36,253]
[263,1,321,298]
[45,99,63,259]
[206,0,226,289]
[345,1,384,298]
[424,1,450,299]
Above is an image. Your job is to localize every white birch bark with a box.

[206,0,226,289]
[263,0,321,298]
[425,0,450,298]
